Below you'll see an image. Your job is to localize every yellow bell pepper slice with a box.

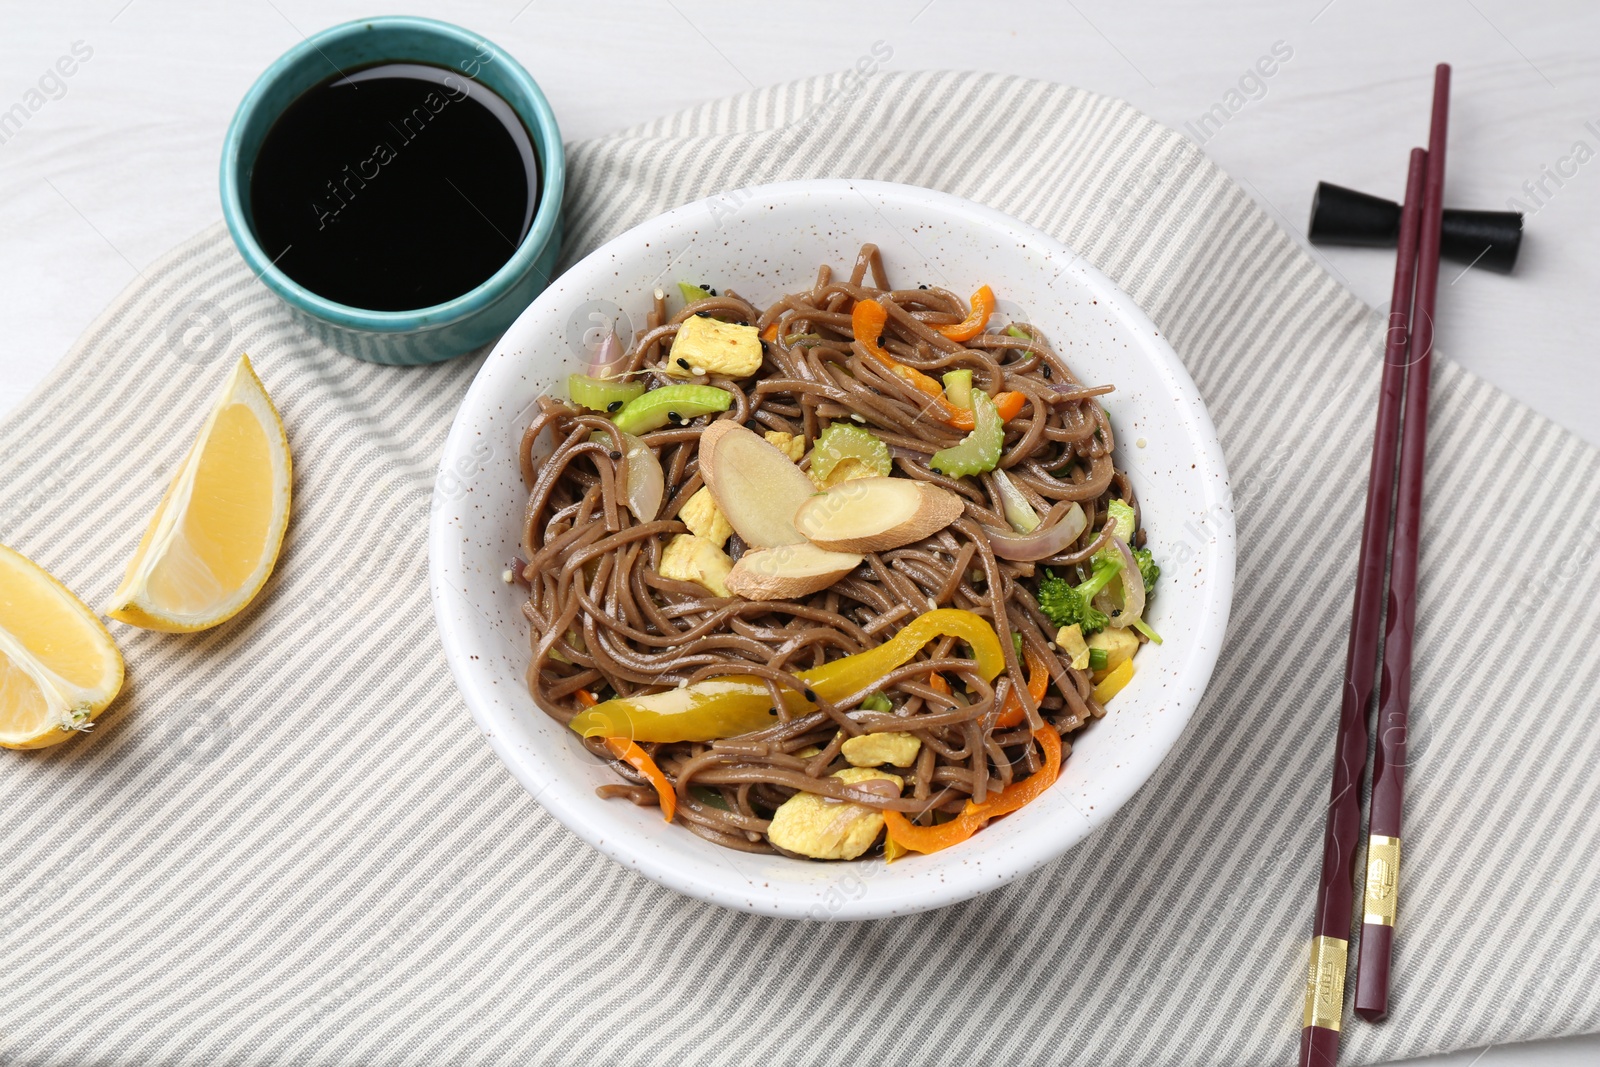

[1090,658,1135,704]
[568,609,1005,743]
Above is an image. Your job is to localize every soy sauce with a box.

[249,63,538,312]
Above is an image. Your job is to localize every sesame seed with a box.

[676,357,691,370]
[850,413,866,423]
[803,688,817,702]
[500,569,514,584]
[607,400,623,412]
[609,450,623,461]
[691,366,706,376]
[667,411,681,422]
[1136,437,1147,448]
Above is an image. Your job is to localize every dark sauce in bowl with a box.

[249,63,539,312]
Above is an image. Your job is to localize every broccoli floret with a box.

[1133,546,1160,595]
[1036,556,1123,633]
[1042,501,1158,635]
[1100,498,1158,596]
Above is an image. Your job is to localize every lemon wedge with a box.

[0,544,124,748]
[105,354,291,632]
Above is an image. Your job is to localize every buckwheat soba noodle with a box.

[515,244,1160,861]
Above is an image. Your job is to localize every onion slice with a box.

[584,327,630,380]
[617,431,664,522]
[1093,537,1146,627]
[982,501,1086,561]
[991,469,1040,533]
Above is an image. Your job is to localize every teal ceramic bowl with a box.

[220,17,564,366]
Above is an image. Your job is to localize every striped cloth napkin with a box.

[2,70,1596,1067]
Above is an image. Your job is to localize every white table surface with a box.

[1,2,1594,1064]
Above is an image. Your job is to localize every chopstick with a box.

[1296,145,1431,1067]
[1354,62,1452,1023]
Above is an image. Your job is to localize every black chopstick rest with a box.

[1437,207,1523,273]
[1309,183,1401,248]
[1309,181,1523,273]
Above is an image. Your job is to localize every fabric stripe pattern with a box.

[1,71,1596,1067]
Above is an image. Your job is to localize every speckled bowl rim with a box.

[430,179,1235,919]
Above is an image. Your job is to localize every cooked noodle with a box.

[515,245,1145,857]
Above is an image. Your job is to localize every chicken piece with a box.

[658,533,734,598]
[841,731,922,769]
[763,431,806,462]
[679,487,733,547]
[664,315,763,377]
[766,767,904,860]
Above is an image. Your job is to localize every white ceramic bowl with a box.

[429,179,1234,920]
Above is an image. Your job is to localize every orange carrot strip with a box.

[601,736,677,823]
[882,725,1061,855]
[852,300,946,398]
[760,322,780,342]
[937,285,996,341]
[942,389,1026,431]
[969,726,1061,820]
[994,644,1050,729]
[992,390,1027,423]
[851,299,1026,432]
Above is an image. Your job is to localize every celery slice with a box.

[1104,498,1137,543]
[929,390,1003,478]
[568,373,646,412]
[1131,617,1163,645]
[860,692,893,713]
[612,385,733,435]
[810,423,891,481]
[942,369,973,410]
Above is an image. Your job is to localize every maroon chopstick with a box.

[1296,144,1429,1067]
[1354,62,1452,1023]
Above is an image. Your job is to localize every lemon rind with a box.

[104,355,291,632]
[0,627,108,748]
